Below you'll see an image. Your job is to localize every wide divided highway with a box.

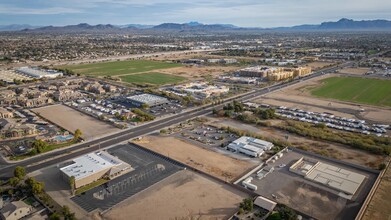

[0,54,381,179]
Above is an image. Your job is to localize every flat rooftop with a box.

[305,162,366,195]
[231,136,273,150]
[126,94,169,105]
[60,151,128,180]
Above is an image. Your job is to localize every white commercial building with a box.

[126,94,169,107]
[60,151,132,188]
[167,82,229,99]
[227,136,273,157]
[16,67,63,79]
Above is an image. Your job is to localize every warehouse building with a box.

[227,136,273,157]
[126,94,170,108]
[16,67,63,79]
[289,157,366,196]
[60,151,132,188]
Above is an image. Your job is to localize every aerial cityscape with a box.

[0,1,390,220]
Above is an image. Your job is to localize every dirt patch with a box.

[99,170,247,220]
[338,67,370,75]
[33,104,119,140]
[362,162,391,220]
[305,61,336,70]
[135,136,256,181]
[206,117,386,169]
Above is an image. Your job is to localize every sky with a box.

[0,0,390,27]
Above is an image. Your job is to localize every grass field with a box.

[311,76,391,107]
[119,72,186,85]
[59,60,182,76]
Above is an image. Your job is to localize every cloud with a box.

[0,6,82,15]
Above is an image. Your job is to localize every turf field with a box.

[119,72,186,85]
[311,76,391,107]
[59,60,182,76]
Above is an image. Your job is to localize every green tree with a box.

[49,213,61,220]
[32,139,48,153]
[9,177,20,187]
[239,198,253,212]
[62,205,77,220]
[278,205,297,220]
[31,181,45,194]
[14,166,26,179]
[74,129,82,140]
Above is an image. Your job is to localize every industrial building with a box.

[16,67,63,79]
[227,136,273,157]
[126,94,170,107]
[289,157,366,196]
[60,151,132,188]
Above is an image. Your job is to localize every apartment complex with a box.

[237,66,311,81]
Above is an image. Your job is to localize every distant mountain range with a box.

[280,18,391,30]
[0,24,42,31]
[2,18,391,32]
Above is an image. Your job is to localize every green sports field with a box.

[119,72,186,85]
[59,60,182,76]
[311,76,391,107]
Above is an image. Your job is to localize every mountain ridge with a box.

[3,18,391,32]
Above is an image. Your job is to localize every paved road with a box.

[1,52,384,179]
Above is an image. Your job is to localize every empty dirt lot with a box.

[135,135,257,181]
[305,61,336,70]
[338,67,370,75]
[98,170,248,220]
[33,104,119,140]
[256,74,391,124]
[362,162,391,220]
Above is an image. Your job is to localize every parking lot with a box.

[241,149,378,220]
[276,106,390,136]
[71,143,182,212]
[112,95,185,117]
[169,122,265,162]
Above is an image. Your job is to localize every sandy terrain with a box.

[362,162,391,220]
[135,135,256,181]
[98,170,247,220]
[33,104,119,140]
[206,117,385,169]
[305,61,335,70]
[338,67,370,75]
[256,74,391,124]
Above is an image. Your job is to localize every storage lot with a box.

[32,104,120,140]
[71,143,181,212]
[243,150,378,220]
